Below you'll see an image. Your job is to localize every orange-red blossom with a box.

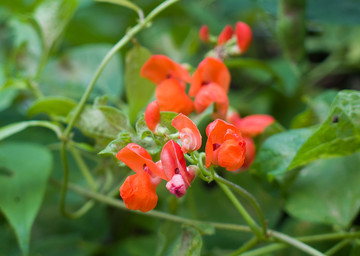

[205,119,246,171]
[141,55,193,115]
[190,57,230,119]
[117,140,195,212]
[228,111,275,167]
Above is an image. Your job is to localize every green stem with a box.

[63,0,179,139]
[324,239,351,256]
[59,0,179,218]
[53,179,360,248]
[217,181,263,239]
[214,174,267,237]
[299,232,360,242]
[271,230,326,256]
[241,243,286,256]
[228,236,259,256]
[69,146,97,191]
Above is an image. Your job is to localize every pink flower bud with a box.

[166,174,187,198]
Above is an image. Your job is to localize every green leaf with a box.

[251,128,314,181]
[39,44,123,101]
[98,132,132,158]
[165,225,202,256]
[285,153,360,228]
[27,96,77,118]
[33,0,78,54]
[0,88,19,112]
[73,105,131,141]
[0,121,62,141]
[289,90,360,169]
[125,45,155,124]
[291,90,338,129]
[0,142,53,255]
[158,112,178,134]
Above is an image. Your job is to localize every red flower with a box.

[235,22,252,54]
[205,119,246,171]
[218,25,233,45]
[171,113,202,153]
[141,55,191,85]
[120,171,158,212]
[199,25,210,43]
[145,101,161,132]
[117,141,196,211]
[236,114,274,137]
[194,83,229,119]
[189,57,231,97]
[117,143,166,180]
[161,140,195,185]
[243,137,256,168]
[155,78,194,115]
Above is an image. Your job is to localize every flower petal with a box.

[238,114,275,137]
[199,25,209,43]
[189,57,230,97]
[116,143,167,180]
[218,25,233,45]
[205,119,243,170]
[217,139,246,171]
[145,101,161,132]
[120,172,158,212]
[141,55,191,85]
[235,22,252,54]
[172,113,202,153]
[155,78,194,115]
[161,140,192,186]
[194,83,229,119]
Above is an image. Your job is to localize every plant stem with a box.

[63,0,179,139]
[69,146,97,191]
[324,239,351,256]
[52,178,252,232]
[217,181,263,239]
[59,0,179,218]
[228,236,259,256]
[271,230,326,256]
[214,174,267,237]
[241,243,286,256]
[53,179,360,251]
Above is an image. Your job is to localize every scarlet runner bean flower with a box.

[228,111,275,167]
[140,55,191,85]
[117,143,164,212]
[235,21,252,54]
[189,57,230,97]
[145,101,161,132]
[217,25,233,45]
[117,141,195,212]
[194,83,229,119]
[171,113,202,153]
[229,112,275,137]
[199,25,210,43]
[161,140,196,197]
[155,78,194,115]
[205,119,246,171]
[141,55,194,115]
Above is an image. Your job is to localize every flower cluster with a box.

[115,21,275,212]
[141,55,230,126]
[117,114,201,212]
[200,21,252,55]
